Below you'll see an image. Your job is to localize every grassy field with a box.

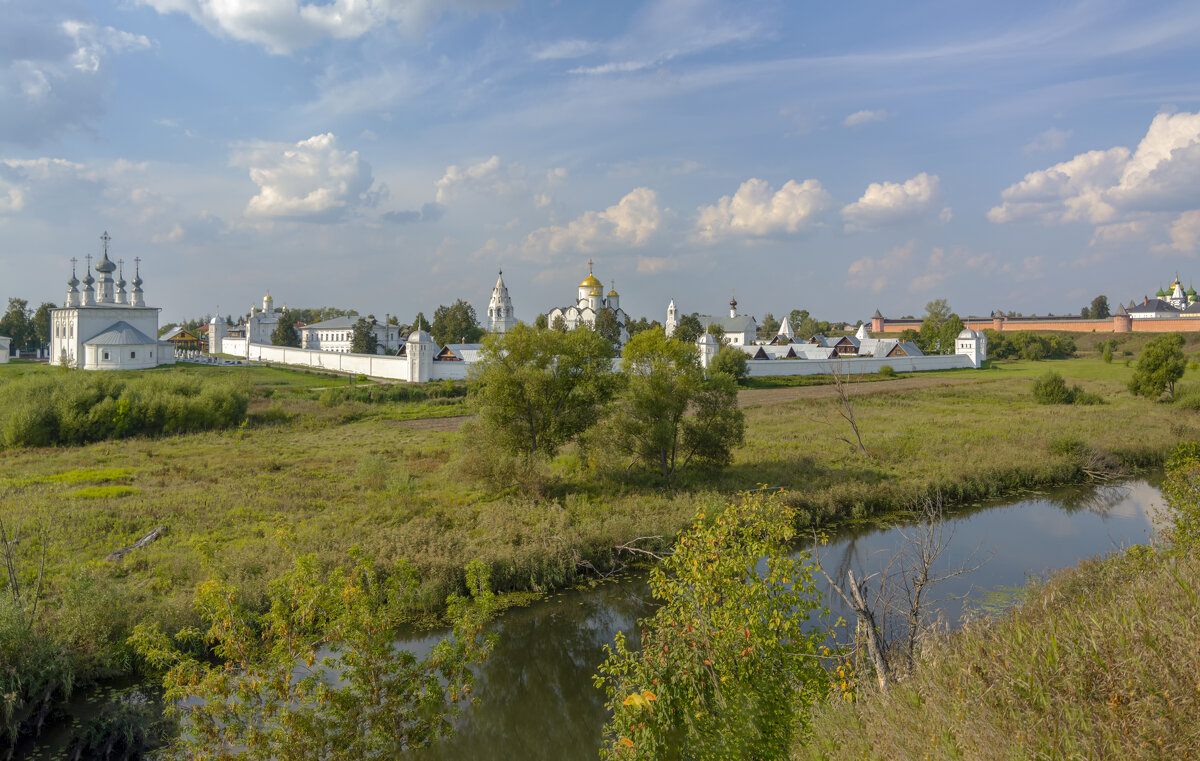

[1,355,1198,691]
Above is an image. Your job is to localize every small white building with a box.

[955,327,987,368]
[0,336,10,363]
[666,295,758,346]
[49,233,175,371]
[299,315,402,354]
[487,269,516,333]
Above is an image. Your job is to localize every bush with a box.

[709,346,749,382]
[1032,371,1073,404]
[0,372,248,450]
[986,330,1075,361]
[878,364,896,378]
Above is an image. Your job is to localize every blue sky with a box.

[3,0,1200,325]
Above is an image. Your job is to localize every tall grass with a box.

[0,372,247,449]
[798,546,1200,760]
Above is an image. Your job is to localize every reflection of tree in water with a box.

[1045,484,1131,516]
[410,579,652,761]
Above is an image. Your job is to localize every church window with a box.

[103,351,110,360]
[131,351,136,359]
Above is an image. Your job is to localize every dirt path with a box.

[395,375,987,432]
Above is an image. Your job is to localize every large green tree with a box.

[611,330,744,485]
[431,300,484,346]
[672,313,704,345]
[592,307,623,353]
[471,323,619,457]
[0,298,32,351]
[351,317,379,354]
[1129,333,1186,399]
[30,302,55,351]
[937,314,965,356]
[709,345,749,382]
[271,308,301,347]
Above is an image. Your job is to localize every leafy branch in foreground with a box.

[131,549,496,761]
[594,493,827,760]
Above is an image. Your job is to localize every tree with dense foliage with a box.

[984,330,1075,361]
[431,300,483,346]
[1081,295,1110,319]
[550,314,567,332]
[672,313,704,345]
[132,549,496,761]
[595,494,826,760]
[271,308,301,347]
[1129,333,1186,399]
[788,308,832,339]
[534,313,549,330]
[759,312,781,337]
[471,324,619,458]
[706,322,726,343]
[592,307,623,353]
[412,312,428,332]
[351,317,379,354]
[31,302,55,351]
[625,316,661,338]
[924,299,952,325]
[936,315,965,356]
[709,345,749,382]
[0,299,32,351]
[610,330,744,485]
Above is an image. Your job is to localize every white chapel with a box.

[487,269,516,333]
[50,232,174,370]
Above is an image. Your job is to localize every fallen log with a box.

[106,526,167,562]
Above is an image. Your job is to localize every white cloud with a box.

[991,112,1200,228]
[136,0,511,55]
[843,109,888,127]
[637,255,684,274]
[1160,210,1200,253]
[695,178,831,241]
[846,240,917,294]
[534,39,600,60]
[842,172,942,231]
[434,155,526,204]
[234,133,378,222]
[521,187,660,260]
[1024,127,1072,153]
[0,7,151,145]
[0,157,93,215]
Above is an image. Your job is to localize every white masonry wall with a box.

[744,354,973,377]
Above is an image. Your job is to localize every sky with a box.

[3,0,1200,326]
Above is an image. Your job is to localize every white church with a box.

[545,261,630,344]
[50,233,175,371]
[487,269,517,333]
[664,294,758,346]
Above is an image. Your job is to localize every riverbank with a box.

[1,357,1198,752]
[798,539,1199,759]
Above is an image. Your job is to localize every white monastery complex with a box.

[49,233,174,371]
[546,261,630,345]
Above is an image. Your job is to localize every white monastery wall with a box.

[744,354,973,377]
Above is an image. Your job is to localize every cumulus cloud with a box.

[434,155,527,204]
[521,187,660,261]
[636,256,684,274]
[0,7,151,145]
[1160,210,1200,253]
[990,112,1200,229]
[843,109,888,127]
[846,241,1036,295]
[137,0,511,55]
[233,133,378,222]
[842,172,943,231]
[695,178,831,241]
[0,157,98,215]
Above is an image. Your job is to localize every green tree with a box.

[898,328,919,343]
[759,312,781,337]
[916,319,939,354]
[706,322,726,344]
[534,313,549,330]
[924,298,952,325]
[351,317,379,354]
[592,307,623,353]
[672,313,704,345]
[709,345,749,382]
[1090,295,1111,319]
[30,302,55,351]
[431,299,483,346]
[471,324,619,458]
[937,314,965,356]
[271,308,301,347]
[594,494,827,760]
[131,549,496,761]
[0,298,32,351]
[626,317,662,337]
[412,312,428,332]
[612,331,745,485]
[1129,333,1186,399]
[550,314,567,332]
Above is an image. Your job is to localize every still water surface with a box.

[409,479,1164,760]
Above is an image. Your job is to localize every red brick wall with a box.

[875,317,1200,334]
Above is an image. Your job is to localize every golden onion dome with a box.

[580,274,602,288]
[589,286,602,296]
[608,289,619,297]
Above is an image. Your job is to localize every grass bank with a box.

[797,541,1199,760]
